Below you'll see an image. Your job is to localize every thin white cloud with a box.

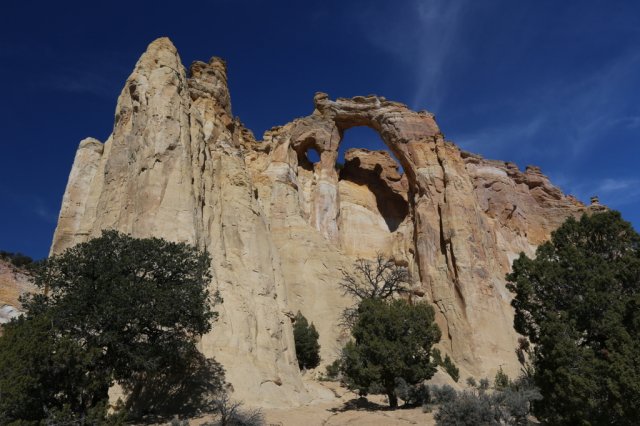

[45,68,119,99]
[455,116,547,159]
[33,201,57,224]
[452,49,640,165]
[358,0,465,111]
[3,41,130,99]
[597,178,639,193]
[552,176,640,208]
[358,2,638,171]
[0,188,58,224]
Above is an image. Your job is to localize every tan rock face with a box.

[0,260,36,324]
[51,38,598,406]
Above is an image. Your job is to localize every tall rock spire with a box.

[51,38,307,407]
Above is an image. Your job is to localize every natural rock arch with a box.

[266,92,486,371]
[51,38,595,406]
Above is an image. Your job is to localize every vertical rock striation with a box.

[51,38,600,406]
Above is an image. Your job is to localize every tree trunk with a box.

[388,392,398,408]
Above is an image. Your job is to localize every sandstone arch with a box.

[52,37,594,407]
[266,92,485,372]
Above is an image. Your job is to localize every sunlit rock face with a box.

[51,37,596,407]
[0,260,36,325]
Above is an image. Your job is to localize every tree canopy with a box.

[0,230,224,422]
[293,311,321,370]
[507,211,640,424]
[341,298,441,408]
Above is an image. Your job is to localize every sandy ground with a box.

[189,381,435,426]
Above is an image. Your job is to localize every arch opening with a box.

[335,126,404,174]
[337,126,409,232]
[296,145,321,171]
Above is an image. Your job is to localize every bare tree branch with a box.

[339,253,409,301]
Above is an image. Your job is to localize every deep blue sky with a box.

[1,0,639,259]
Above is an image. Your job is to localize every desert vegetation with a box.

[0,250,34,268]
[322,210,640,425]
[0,231,247,424]
[507,211,640,424]
[1,211,638,424]
[293,311,321,370]
[336,254,443,408]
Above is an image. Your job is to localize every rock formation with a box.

[51,38,599,407]
[0,260,36,324]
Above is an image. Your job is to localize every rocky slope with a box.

[51,38,602,407]
[0,260,36,324]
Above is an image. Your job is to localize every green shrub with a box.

[293,311,321,370]
[394,377,430,406]
[0,250,33,268]
[324,359,341,380]
[442,355,459,383]
[434,389,495,426]
[494,366,510,390]
[430,348,459,382]
[431,347,443,365]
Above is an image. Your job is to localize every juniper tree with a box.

[340,298,441,408]
[293,311,321,370]
[507,211,640,424]
[0,230,224,422]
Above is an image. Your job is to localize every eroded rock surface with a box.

[51,37,601,406]
[0,260,36,324]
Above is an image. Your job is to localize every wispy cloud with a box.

[0,188,58,224]
[454,116,547,159]
[357,2,639,175]
[551,175,640,208]
[2,40,129,99]
[454,48,640,167]
[597,178,639,194]
[357,0,465,111]
[44,68,121,99]
[32,199,58,224]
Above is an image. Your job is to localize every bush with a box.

[442,355,459,383]
[494,366,510,390]
[431,347,443,365]
[293,311,321,370]
[432,376,541,426]
[0,250,33,268]
[324,359,341,380]
[434,389,495,426]
[429,385,457,404]
[479,378,490,391]
[430,348,459,382]
[493,386,542,425]
[394,377,430,406]
[205,392,264,426]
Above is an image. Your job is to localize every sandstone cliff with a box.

[51,38,599,407]
[0,260,36,324]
